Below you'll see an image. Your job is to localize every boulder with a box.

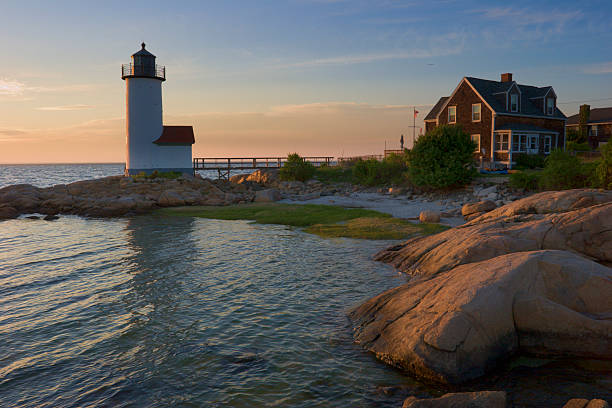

[419,210,440,223]
[0,205,19,220]
[402,391,506,408]
[350,250,612,384]
[475,185,497,197]
[254,189,281,203]
[43,214,59,221]
[157,190,185,207]
[461,200,496,216]
[375,201,612,278]
[246,169,279,185]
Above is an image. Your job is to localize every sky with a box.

[1,0,611,163]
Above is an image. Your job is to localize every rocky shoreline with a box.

[350,189,612,407]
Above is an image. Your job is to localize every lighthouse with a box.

[122,43,195,175]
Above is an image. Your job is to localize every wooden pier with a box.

[193,156,334,179]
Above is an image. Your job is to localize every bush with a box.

[279,153,316,182]
[509,171,540,191]
[408,125,477,188]
[539,150,589,190]
[352,153,408,186]
[566,141,591,152]
[514,153,546,169]
[595,142,612,189]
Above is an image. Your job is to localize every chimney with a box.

[501,73,513,83]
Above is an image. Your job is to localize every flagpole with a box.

[413,107,416,148]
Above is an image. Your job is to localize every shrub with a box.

[539,150,588,190]
[566,141,591,152]
[509,171,540,191]
[595,142,612,189]
[352,153,408,186]
[514,153,546,169]
[279,153,316,182]
[408,125,477,188]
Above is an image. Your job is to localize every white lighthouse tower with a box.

[122,43,194,175]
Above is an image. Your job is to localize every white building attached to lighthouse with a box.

[122,43,195,175]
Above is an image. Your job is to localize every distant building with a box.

[424,73,567,168]
[566,106,612,148]
[122,43,195,175]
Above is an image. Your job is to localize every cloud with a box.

[582,62,612,74]
[37,104,96,111]
[0,79,26,95]
[266,101,432,116]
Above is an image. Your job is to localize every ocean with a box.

[0,164,417,407]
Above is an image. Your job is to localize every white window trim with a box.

[471,134,481,153]
[544,135,552,154]
[546,98,555,115]
[510,94,519,112]
[591,125,599,137]
[448,106,456,124]
[472,103,481,122]
[495,132,510,152]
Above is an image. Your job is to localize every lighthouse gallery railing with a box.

[121,64,166,80]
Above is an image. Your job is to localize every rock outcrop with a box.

[419,210,440,223]
[353,189,612,386]
[351,250,612,384]
[375,191,612,278]
[563,399,610,408]
[0,175,255,219]
[402,391,506,408]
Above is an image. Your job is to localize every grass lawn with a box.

[156,203,447,240]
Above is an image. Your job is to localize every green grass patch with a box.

[156,203,390,227]
[156,203,448,240]
[304,217,448,240]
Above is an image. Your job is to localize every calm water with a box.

[0,214,428,407]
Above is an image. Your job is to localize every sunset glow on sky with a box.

[1,0,611,163]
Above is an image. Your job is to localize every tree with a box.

[578,104,590,144]
[408,125,477,188]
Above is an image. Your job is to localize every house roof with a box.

[424,96,449,121]
[566,107,612,125]
[153,126,195,145]
[495,123,559,134]
[465,77,566,119]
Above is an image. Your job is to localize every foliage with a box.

[539,150,591,190]
[566,141,591,152]
[578,104,590,143]
[595,142,612,189]
[513,153,546,169]
[304,217,448,240]
[408,125,477,188]
[133,170,182,180]
[157,203,390,227]
[279,153,316,182]
[509,171,541,191]
[566,128,583,143]
[313,165,354,184]
[352,153,409,186]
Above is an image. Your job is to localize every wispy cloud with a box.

[474,6,581,31]
[582,61,612,74]
[37,104,95,111]
[0,79,26,95]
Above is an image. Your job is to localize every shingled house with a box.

[566,106,612,148]
[424,73,567,168]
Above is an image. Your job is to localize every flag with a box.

[414,110,419,118]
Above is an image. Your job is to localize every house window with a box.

[472,104,481,122]
[448,106,456,124]
[528,134,539,151]
[546,98,554,115]
[591,125,599,137]
[512,134,528,152]
[471,134,480,153]
[495,133,509,151]
[544,135,552,154]
[510,94,518,112]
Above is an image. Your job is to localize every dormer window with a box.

[510,94,518,112]
[546,98,555,115]
[448,106,456,124]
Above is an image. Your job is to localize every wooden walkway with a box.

[193,157,334,179]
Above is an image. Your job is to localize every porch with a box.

[492,125,559,169]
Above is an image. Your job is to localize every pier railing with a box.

[193,156,334,179]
